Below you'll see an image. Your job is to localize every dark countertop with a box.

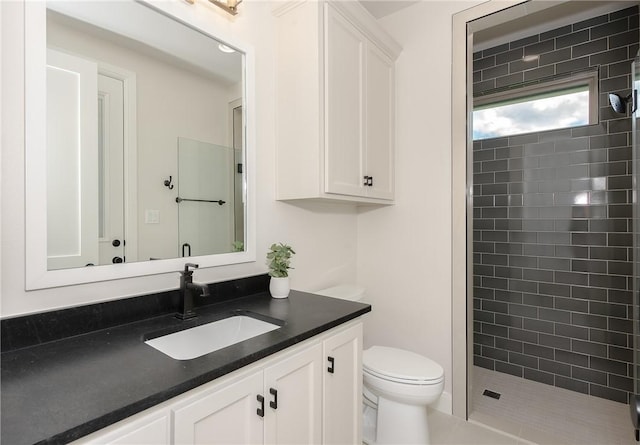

[1,290,370,445]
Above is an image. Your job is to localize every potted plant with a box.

[266,243,295,298]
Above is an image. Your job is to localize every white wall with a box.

[356,0,482,412]
[1,0,358,317]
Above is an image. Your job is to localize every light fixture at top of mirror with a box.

[185,0,243,16]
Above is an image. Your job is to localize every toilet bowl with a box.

[363,346,444,444]
[315,285,445,445]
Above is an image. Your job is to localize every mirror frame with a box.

[25,0,256,289]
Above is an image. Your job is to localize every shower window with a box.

[473,70,598,140]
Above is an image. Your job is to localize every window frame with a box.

[473,69,599,139]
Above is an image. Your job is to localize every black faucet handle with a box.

[183,263,199,274]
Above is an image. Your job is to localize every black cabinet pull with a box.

[269,388,278,409]
[257,394,264,417]
[328,356,335,374]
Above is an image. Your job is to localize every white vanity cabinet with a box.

[322,323,363,444]
[174,344,323,445]
[71,321,362,445]
[274,1,401,204]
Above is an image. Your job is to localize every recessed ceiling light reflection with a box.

[574,193,588,205]
[218,44,236,53]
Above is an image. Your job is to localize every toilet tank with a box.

[315,284,366,301]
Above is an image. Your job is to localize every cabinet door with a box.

[264,343,322,444]
[173,372,264,445]
[72,410,170,445]
[364,43,394,200]
[322,323,363,445]
[324,4,365,198]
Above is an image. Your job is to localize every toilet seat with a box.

[363,346,444,385]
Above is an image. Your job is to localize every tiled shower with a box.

[472,5,639,404]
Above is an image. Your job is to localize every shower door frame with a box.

[451,0,531,419]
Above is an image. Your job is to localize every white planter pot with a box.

[269,277,290,299]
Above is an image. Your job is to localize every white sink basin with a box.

[145,315,281,360]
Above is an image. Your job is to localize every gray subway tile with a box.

[589,329,628,347]
[510,327,538,343]
[571,233,606,246]
[554,271,589,286]
[590,247,627,261]
[539,257,571,271]
[523,293,554,308]
[524,343,555,360]
[539,333,571,350]
[496,72,524,88]
[556,323,589,340]
[539,307,571,324]
[572,38,607,58]
[540,358,571,377]
[571,366,607,385]
[590,301,627,318]
[608,288,632,304]
[555,349,589,367]
[588,273,627,290]
[482,323,509,338]
[555,375,589,394]
[571,339,608,358]
[495,290,523,304]
[555,296,589,313]
[524,368,555,386]
[556,29,590,49]
[608,317,633,334]
[609,346,633,363]
[496,337,523,353]
[495,47,524,65]
[473,55,496,71]
[607,374,633,396]
[482,346,509,362]
[482,63,509,81]
[572,285,607,301]
[590,47,629,66]
[495,313,523,329]
[474,355,495,370]
[495,361,523,378]
[539,282,571,297]
[523,318,555,334]
[556,56,590,74]
[571,259,607,274]
[590,356,628,376]
[591,17,629,40]
[509,303,538,318]
[510,351,538,369]
[571,312,608,329]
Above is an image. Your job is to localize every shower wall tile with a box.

[472,5,638,404]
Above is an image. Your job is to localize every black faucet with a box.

[176,263,211,320]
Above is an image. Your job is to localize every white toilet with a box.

[316,285,445,445]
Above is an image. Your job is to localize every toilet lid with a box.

[363,346,444,383]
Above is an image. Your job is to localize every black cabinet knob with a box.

[112,256,123,264]
[112,239,121,247]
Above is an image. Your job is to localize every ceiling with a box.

[359,0,418,19]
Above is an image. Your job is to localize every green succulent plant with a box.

[266,243,296,278]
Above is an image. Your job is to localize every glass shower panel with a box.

[177,137,235,257]
[632,49,640,441]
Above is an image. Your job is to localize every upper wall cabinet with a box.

[274,1,401,205]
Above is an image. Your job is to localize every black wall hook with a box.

[164,176,174,190]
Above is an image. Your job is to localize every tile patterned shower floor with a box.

[469,366,636,445]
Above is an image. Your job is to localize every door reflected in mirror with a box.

[45,1,246,271]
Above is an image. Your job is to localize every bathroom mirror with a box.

[25,0,256,289]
